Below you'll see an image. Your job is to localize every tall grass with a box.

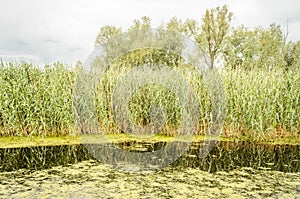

[223,67,300,139]
[0,62,75,136]
[0,61,299,139]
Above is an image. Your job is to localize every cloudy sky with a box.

[0,0,299,65]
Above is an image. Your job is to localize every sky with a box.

[0,0,299,65]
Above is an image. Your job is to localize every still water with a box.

[0,141,299,198]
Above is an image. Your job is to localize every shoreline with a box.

[0,134,299,148]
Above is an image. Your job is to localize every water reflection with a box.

[0,141,299,172]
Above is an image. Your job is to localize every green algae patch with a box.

[0,134,299,148]
[0,136,81,149]
[261,136,300,145]
[0,160,299,198]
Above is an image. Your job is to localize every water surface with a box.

[0,141,299,198]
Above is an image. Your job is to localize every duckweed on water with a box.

[0,160,299,198]
[0,134,299,149]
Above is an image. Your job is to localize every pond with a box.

[0,141,299,198]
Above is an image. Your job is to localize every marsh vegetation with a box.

[0,62,299,140]
[0,5,299,198]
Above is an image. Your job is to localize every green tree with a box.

[224,24,287,70]
[224,26,260,70]
[258,23,286,70]
[95,25,122,46]
[284,41,300,69]
[182,19,200,38]
[166,17,183,33]
[128,16,152,44]
[199,5,233,69]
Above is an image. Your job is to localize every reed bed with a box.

[222,68,300,139]
[0,61,299,140]
[0,62,75,136]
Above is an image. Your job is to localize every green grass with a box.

[0,61,299,140]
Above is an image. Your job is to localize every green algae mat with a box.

[0,134,299,149]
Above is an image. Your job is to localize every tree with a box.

[224,24,287,70]
[95,25,122,46]
[199,5,233,69]
[258,23,286,70]
[128,16,153,48]
[285,41,300,69]
[166,17,183,33]
[129,16,151,32]
[182,19,200,38]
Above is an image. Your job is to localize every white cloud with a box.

[228,0,300,40]
[0,0,299,65]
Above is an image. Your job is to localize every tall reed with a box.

[0,61,299,139]
[0,62,75,136]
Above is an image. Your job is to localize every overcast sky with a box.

[0,0,299,65]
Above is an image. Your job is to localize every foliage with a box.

[223,67,300,138]
[95,25,122,46]
[0,62,299,139]
[0,62,75,136]
[0,5,299,139]
[284,41,300,69]
[198,5,233,69]
[224,24,287,70]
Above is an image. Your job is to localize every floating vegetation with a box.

[0,141,299,198]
